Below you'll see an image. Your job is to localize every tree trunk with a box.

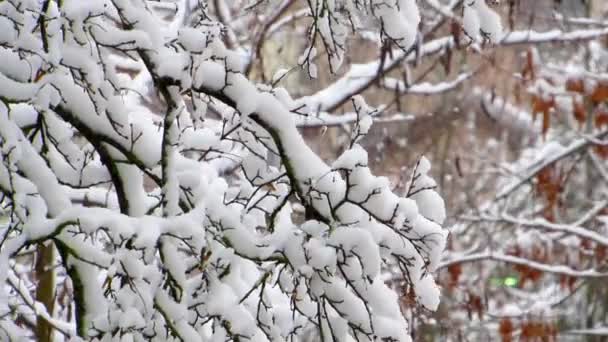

[35,242,56,342]
[589,0,605,18]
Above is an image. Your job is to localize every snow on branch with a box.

[497,130,608,199]
[301,27,608,114]
[438,250,608,278]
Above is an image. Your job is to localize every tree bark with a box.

[35,242,56,342]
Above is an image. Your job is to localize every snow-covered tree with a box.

[437,9,608,340]
[0,0,488,341]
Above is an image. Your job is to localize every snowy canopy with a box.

[0,0,459,341]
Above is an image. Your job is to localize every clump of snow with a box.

[463,0,503,43]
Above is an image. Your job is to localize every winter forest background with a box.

[1,0,608,341]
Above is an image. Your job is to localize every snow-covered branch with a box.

[438,250,608,278]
